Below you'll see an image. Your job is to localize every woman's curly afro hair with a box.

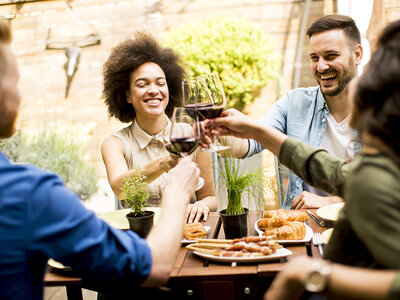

[102,32,186,123]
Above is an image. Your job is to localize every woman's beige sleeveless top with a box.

[112,118,171,207]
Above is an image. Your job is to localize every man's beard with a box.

[319,56,357,97]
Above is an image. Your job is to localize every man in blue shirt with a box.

[0,19,200,300]
[214,15,363,209]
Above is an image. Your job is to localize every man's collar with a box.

[316,87,328,111]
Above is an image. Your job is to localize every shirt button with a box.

[322,118,326,123]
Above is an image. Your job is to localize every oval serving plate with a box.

[192,247,292,263]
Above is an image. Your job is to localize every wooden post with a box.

[367,0,386,53]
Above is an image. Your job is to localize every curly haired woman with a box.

[101,32,217,223]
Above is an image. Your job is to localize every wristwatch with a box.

[304,262,332,293]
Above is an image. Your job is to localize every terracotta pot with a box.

[219,208,248,239]
[125,210,155,238]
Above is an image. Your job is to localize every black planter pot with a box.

[219,208,248,239]
[126,210,155,238]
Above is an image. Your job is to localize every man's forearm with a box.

[219,136,249,158]
[142,183,189,287]
[252,123,287,157]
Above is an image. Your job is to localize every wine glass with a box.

[170,107,200,156]
[165,107,205,190]
[182,78,198,108]
[196,73,229,152]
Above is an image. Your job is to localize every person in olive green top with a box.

[205,19,400,299]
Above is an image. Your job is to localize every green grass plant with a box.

[218,155,264,215]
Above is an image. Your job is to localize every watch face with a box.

[310,271,324,284]
[305,270,326,292]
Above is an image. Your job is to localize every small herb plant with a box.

[219,155,264,215]
[122,172,150,217]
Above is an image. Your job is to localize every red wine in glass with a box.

[170,137,200,156]
[185,103,223,121]
[164,143,180,157]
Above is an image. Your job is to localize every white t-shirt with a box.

[304,113,354,196]
[320,113,354,161]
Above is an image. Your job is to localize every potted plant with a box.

[218,155,264,238]
[122,172,154,238]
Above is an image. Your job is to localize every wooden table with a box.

[44,210,325,300]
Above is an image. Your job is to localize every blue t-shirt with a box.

[0,152,152,300]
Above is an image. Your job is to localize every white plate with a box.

[48,258,73,271]
[321,228,334,244]
[99,207,161,230]
[182,226,211,244]
[254,219,313,244]
[192,247,292,263]
[316,202,345,222]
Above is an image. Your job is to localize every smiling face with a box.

[127,62,169,120]
[0,45,21,139]
[309,29,362,97]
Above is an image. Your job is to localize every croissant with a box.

[285,210,309,222]
[184,222,207,240]
[262,221,306,240]
[257,215,287,230]
[263,209,309,223]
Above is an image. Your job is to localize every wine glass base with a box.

[201,145,230,152]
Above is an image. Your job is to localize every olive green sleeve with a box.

[388,271,400,300]
[279,137,348,195]
[346,158,400,268]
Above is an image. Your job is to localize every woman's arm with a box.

[101,135,177,199]
[185,150,218,223]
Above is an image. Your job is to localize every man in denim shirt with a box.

[214,15,363,209]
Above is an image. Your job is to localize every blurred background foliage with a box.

[0,124,98,200]
[163,15,281,111]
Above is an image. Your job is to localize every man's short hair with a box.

[307,15,361,48]
[0,18,12,81]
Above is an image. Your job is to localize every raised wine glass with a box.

[182,78,198,107]
[165,107,204,190]
[196,73,229,152]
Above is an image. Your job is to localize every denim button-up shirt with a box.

[244,86,360,208]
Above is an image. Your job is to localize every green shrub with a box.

[0,127,98,200]
[162,15,281,110]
